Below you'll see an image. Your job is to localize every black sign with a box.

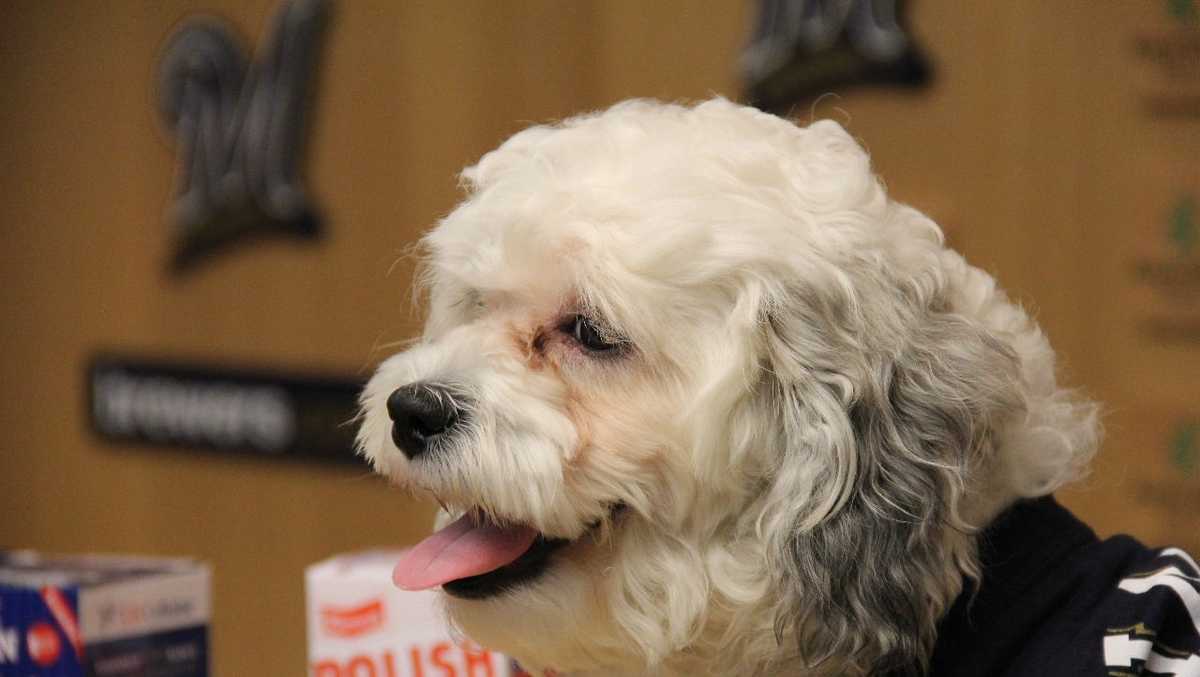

[158,0,331,272]
[87,356,364,466]
[742,0,931,113]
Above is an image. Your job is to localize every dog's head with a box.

[358,99,1099,675]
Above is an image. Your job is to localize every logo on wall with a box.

[1172,420,1198,476]
[1131,0,1200,119]
[742,0,931,113]
[157,0,331,272]
[1169,195,1197,255]
[1132,194,1200,343]
[1168,0,1199,25]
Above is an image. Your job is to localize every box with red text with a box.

[306,551,516,677]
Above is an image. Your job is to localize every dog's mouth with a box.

[392,507,621,600]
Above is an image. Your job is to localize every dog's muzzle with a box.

[386,382,467,459]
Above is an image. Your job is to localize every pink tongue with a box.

[392,513,539,591]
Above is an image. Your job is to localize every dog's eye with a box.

[567,315,619,352]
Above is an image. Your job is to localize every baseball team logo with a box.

[157,0,331,271]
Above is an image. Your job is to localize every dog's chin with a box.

[436,505,624,601]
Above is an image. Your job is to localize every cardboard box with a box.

[0,551,210,677]
[306,551,518,677]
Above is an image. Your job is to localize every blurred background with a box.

[1,1,1197,674]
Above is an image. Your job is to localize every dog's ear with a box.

[760,282,1025,674]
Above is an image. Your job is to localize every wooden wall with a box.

[1,2,1195,674]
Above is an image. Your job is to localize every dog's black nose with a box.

[386,383,463,460]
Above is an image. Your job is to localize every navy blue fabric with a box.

[929,496,1200,676]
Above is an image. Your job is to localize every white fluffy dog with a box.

[357,98,1099,676]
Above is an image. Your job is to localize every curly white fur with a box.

[357,98,1100,676]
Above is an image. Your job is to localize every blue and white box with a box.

[0,552,210,677]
